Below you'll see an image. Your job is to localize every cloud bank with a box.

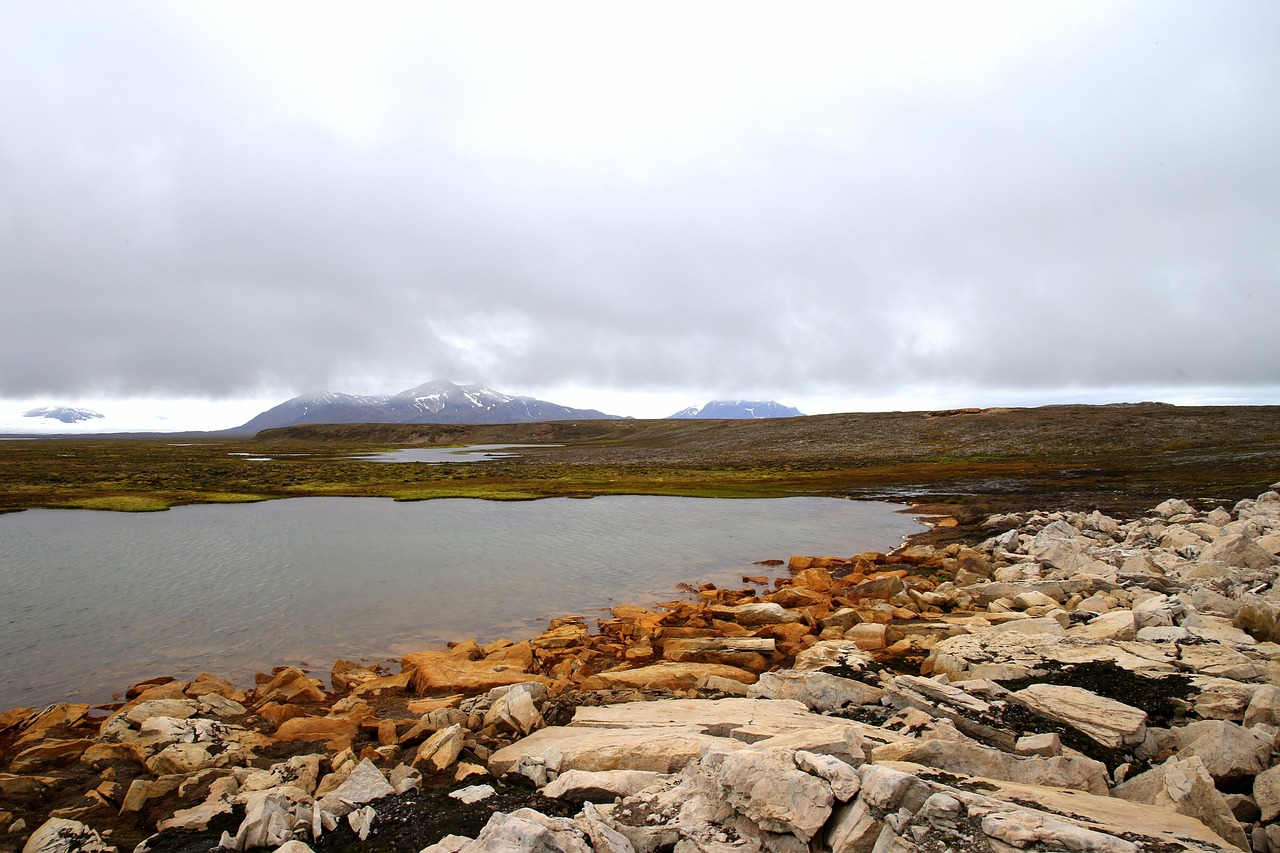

[2,1,1277,418]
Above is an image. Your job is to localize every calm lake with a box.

[0,496,924,709]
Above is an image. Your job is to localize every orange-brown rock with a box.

[579,662,757,691]
[254,666,326,706]
[0,707,34,732]
[403,650,550,696]
[710,619,753,638]
[184,672,244,701]
[788,555,816,571]
[484,641,535,669]
[274,715,360,747]
[765,586,830,609]
[792,568,835,591]
[624,639,655,660]
[257,702,310,728]
[351,672,412,698]
[531,621,590,650]
[9,739,95,773]
[11,703,90,751]
[742,575,770,585]
[79,742,147,768]
[754,622,815,657]
[125,675,177,699]
[406,695,464,716]
[332,660,381,692]
[129,681,192,705]
[446,639,484,660]
[660,638,773,672]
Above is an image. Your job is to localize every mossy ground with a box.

[2,405,1277,541]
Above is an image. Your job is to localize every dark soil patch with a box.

[997,661,1194,727]
[137,777,577,853]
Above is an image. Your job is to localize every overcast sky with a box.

[2,1,1278,428]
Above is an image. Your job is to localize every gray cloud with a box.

[2,2,1277,412]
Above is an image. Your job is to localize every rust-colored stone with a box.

[403,650,549,695]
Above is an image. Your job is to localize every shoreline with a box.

[0,491,921,712]
[3,485,1279,852]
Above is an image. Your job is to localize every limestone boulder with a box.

[1113,754,1248,851]
[20,818,116,853]
[692,745,834,843]
[870,738,1110,794]
[1171,720,1272,785]
[1199,532,1277,570]
[1009,684,1147,749]
[542,769,669,803]
[488,725,734,776]
[578,661,756,692]
[448,808,593,853]
[747,669,885,713]
[1244,683,1280,728]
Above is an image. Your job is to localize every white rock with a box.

[457,808,592,853]
[1009,684,1147,749]
[1245,684,1280,728]
[1173,720,1272,784]
[747,670,884,712]
[542,770,666,802]
[1112,754,1249,851]
[21,818,116,853]
[794,751,861,801]
[347,805,376,841]
[448,784,496,805]
[1199,532,1278,570]
[318,758,394,817]
[693,746,834,843]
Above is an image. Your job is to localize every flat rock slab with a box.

[879,760,1243,852]
[488,725,739,775]
[568,697,833,739]
[577,661,758,692]
[1009,684,1147,749]
[402,651,551,694]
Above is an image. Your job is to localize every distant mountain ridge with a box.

[669,400,804,419]
[233,381,623,432]
[23,406,105,424]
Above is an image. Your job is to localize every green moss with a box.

[61,496,172,512]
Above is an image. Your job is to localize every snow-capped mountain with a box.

[23,406,106,424]
[668,400,804,419]
[233,381,622,432]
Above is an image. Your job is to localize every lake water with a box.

[0,496,923,709]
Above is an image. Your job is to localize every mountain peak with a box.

[668,400,804,419]
[232,380,622,433]
[23,406,106,424]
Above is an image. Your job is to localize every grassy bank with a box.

[2,405,1277,544]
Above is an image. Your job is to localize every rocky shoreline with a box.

[4,485,1280,852]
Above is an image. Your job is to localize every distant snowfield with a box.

[0,398,281,434]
